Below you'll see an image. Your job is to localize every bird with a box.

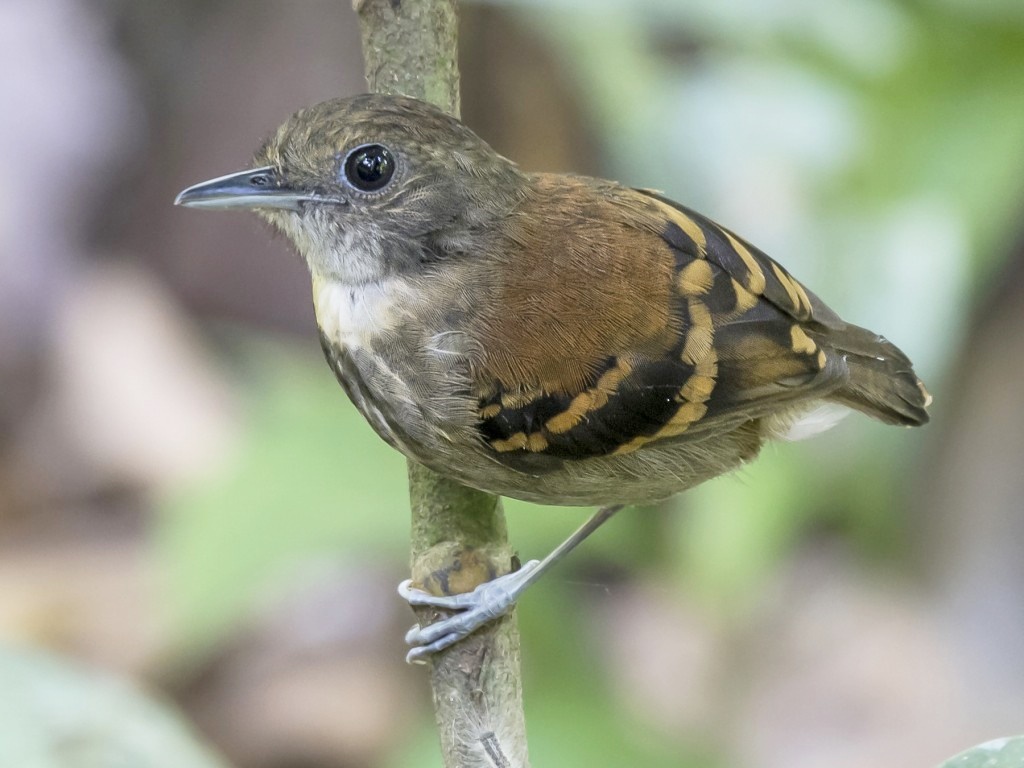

[176,93,931,662]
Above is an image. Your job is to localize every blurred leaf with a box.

[939,737,1024,768]
[0,646,228,768]
[157,334,408,655]
[518,580,718,768]
[674,421,924,609]
[848,6,1024,263]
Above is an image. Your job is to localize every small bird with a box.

[176,94,930,661]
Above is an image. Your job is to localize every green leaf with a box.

[0,646,228,768]
[940,737,1024,768]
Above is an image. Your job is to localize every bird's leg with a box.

[400,504,623,663]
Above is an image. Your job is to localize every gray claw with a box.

[398,579,477,610]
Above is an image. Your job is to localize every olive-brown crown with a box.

[252,94,528,282]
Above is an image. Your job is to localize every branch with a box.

[353,1,530,766]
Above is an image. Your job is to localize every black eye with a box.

[343,144,395,192]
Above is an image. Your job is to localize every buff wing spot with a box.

[718,227,767,296]
[491,431,549,453]
[677,259,715,296]
[543,359,633,436]
[790,325,817,356]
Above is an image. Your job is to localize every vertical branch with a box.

[353,1,530,766]
[354,0,460,116]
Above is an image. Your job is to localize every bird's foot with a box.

[398,560,541,664]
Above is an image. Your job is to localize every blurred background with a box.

[1,0,1023,766]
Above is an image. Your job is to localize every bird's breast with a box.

[309,271,479,449]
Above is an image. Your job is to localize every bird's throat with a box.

[311,273,415,353]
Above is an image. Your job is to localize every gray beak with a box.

[174,167,305,212]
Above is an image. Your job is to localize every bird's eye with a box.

[343,144,395,192]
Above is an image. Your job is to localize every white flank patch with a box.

[763,402,851,442]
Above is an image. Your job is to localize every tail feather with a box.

[811,323,931,427]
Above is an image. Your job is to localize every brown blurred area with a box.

[2,1,1023,767]
[0,0,598,534]
[0,2,598,766]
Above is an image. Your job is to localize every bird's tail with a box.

[812,323,931,426]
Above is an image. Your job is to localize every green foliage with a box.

[940,737,1024,768]
[0,646,227,768]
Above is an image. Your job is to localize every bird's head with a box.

[176,94,527,285]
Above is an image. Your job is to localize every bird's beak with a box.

[174,166,306,212]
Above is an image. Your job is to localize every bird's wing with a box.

[471,180,848,471]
